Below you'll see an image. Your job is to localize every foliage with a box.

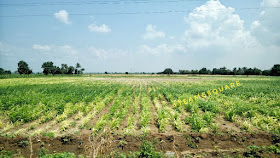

[40,152,76,158]
[138,140,162,158]
[271,64,280,76]
[42,62,85,75]
[178,64,280,76]
[0,75,280,141]
[162,68,173,74]
[0,68,11,75]
[17,60,32,74]
[0,150,13,158]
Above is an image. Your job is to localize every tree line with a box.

[1,60,280,76]
[160,64,280,76]
[41,61,84,75]
[0,60,85,75]
[0,68,11,75]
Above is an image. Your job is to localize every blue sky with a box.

[0,0,280,73]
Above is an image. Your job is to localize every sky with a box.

[0,0,280,73]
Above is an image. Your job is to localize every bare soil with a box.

[0,131,279,158]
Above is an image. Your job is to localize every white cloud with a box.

[251,0,280,46]
[32,44,51,51]
[88,24,111,33]
[32,44,78,56]
[54,10,71,24]
[88,46,126,59]
[139,44,185,55]
[60,45,78,55]
[143,24,165,39]
[89,47,108,59]
[184,0,257,50]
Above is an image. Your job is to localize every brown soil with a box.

[145,85,159,134]
[0,132,278,158]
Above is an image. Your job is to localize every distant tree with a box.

[243,67,249,75]
[163,68,173,74]
[51,66,61,75]
[42,61,55,75]
[233,67,237,75]
[61,64,68,74]
[262,70,271,76]
[190,70,198,74]
[236,67,244,75]
[179,70,190,74]
[252,67,262,75]
[220,67,230,75]
[74,63,80,74]
[17,60,32,74]
[199,67,211,74]
[105,71,108,74]
[0,68,4,74]
[76,63,81,69]
[271,64,280,76]
[75,63,85,74]
[74,63,85,74]
[67,66,75,74]
[125,72,128,74]
[4,70,11,74]
[212,68,218,75]
[80,68,85,73]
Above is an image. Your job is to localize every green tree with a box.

[163,68,173,74]
[4,70,11,74]
[233,67,237,75]
[0,68,4,74]
[271,64,280,76]
[74,63,85,74]
[237,67,245,75]
[17,60,32,74]
[51,66,61,75]
[262,70,271,76]
[191,70,198,74]
[199,67,211,74]
[179,70,190,74]
[212,68,218,75]
[42,61,55,75]
[61,64,68,74]
[67,66,75,74]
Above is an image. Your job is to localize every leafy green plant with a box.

[19,140,29,148]
[138,140,162,158]
[186,114,206,132]
[39,147,49,157]
[42,132,55,138]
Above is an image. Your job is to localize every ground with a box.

[0,74,279,157]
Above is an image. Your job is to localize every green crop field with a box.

[0,75,280,157]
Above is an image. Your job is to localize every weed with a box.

[42,132,55,138]
[39,147,48,157]
[18,140,29,148]
[119,140,127,150]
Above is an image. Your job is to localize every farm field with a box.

[0,75,280,157]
